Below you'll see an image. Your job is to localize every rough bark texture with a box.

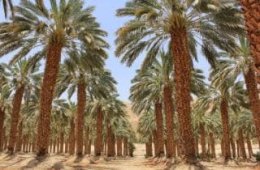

[76,82,86,157]
[154,101,165,157]
[37,42,62,157]
[200,123,206,158]
[84,128,89,155]
[230,137,236,159]
[246,136,253,158]
[123,137,128,156]
[244,67,260,141]
[117,137,123,157]
[240,0,260,68]
[220,99,231,161]
[145,136,153,157]
[0,109,5,151]
[8,85,25,153]
[238,128,247,159]
[152,130,158,156]
[107,123,115,157]
[15,121,23,152]
[209,133,216,158]
[59,132,64,153]
[69,117,75,155]
[163,85,175,158]
[95,107,103,156]
[171,29,195,163]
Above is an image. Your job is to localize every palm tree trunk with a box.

[195,137,199,157]
[69,117,75,155]
[95,106,103,156]
[171,29,195,163]
[84,127,89,155]
[76,82,86,157]
[0,109,5,151]
[117,137,123,157]
[154,101,164,157]
[107,123,114,157]
[53,139,56,153]
[238,129,247,159]
[230,137,236,159]
[152,130,158,156]
[244,67,260,142]
[123,137,128,157]
[246,136,253,158]
[37,42,62,157]
[240,0,260,68]
[163,84,175,158]
[209,133,216,158]
[220,99,231,161]
[59,132,64,153]
[15,121,23,152]
[8,84,25,154]
[88,140,92,155]
[236,140,240,158]
[200,123,206,159]
[145,136,153,157]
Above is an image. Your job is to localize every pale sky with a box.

[0,0,210,101]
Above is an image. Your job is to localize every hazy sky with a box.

[0,0,210,101]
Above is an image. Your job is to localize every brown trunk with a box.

[244,68,260,142]
[230,137,236,159]
[195,137,199,157]
[123,137,128,156]
[240,0,260,68]
[69,117,75,155]
[95,106,103,156]
[238,129,247,159]
[220,99,231,161]
[145,136,153,157]
[15,121,23,152]
[8,85,25,153]
[59,132,64,153]
[200,123,206,158]
[65,140,68,153]
[163,85,175,158]
[209,133,216,158]
[171,29,195,163]
[84,128,89,155]
[37,41,62,157]
[154,101,164,157]
[107,123,115,157]
[53,139,56,153]
[236,140,240,158]
[117,137,123,157]
[0,109,5,151]
[246,136,253,158]
[88,140,91,155]
[76,81,86,157]
[152,130,158,156]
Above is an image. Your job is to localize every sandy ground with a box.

[0,144,259,170]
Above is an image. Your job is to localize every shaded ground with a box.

[0,144,259,170]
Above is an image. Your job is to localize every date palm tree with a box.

[215,37,260,143]
[57,49,105,157]
[239,0,260,69]
[0,0,108,157]
[196,80,246,162]
[2,60,41,154]
[116,0,242,163]
[0,66,11,151]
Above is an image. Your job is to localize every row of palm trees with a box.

[116,0,260,164]
[0,0,136,158]
[0,0,259,165]
[0,59,136,157]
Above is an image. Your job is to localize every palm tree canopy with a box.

[116,0,243,69]
[0,0,108,65]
